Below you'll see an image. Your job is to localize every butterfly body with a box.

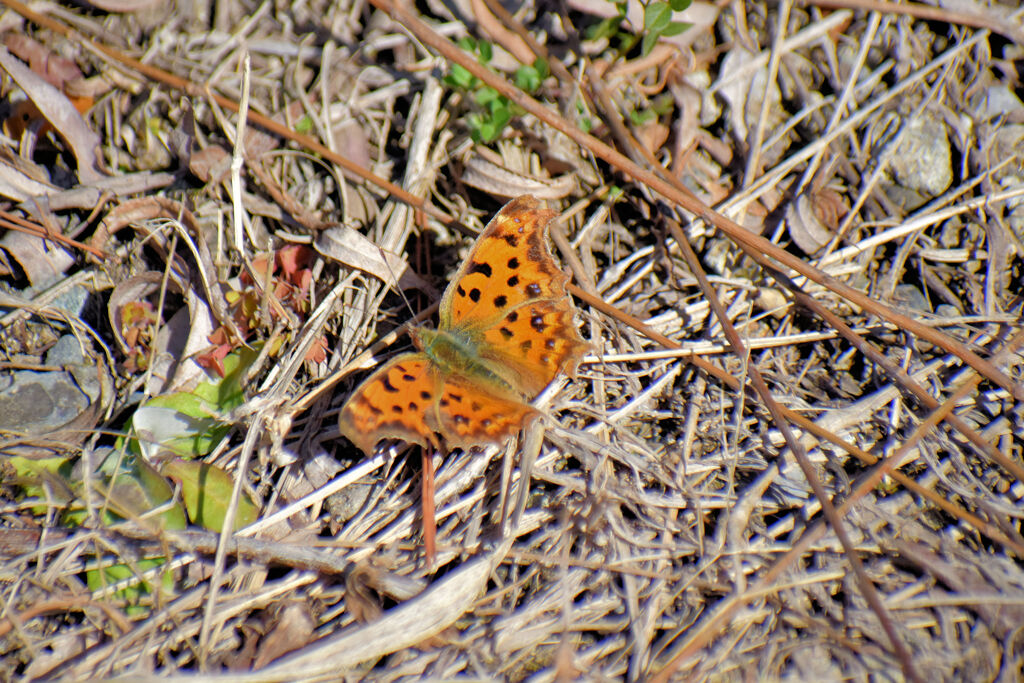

[412,327,519,397]
[339,195,589,454]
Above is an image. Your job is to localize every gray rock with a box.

[891,115,952,197]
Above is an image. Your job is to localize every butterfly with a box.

[338,195,590,454]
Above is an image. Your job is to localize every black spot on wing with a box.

[525,283,542,297]
[530,314,547,333]
[499,327,514,340]
[494,294,508,308]
[469,288,481,302]
[508,257,520,269]
[468,261,493,278]
[382,377,399,393]
[507,275,519,287]
[500,233,519,247]
[520,339,532,350]
[507,311,519,323]
[420,390,431,400]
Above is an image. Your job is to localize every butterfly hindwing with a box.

[338,354,442,454]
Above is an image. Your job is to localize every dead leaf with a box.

[0,155,57,201]
[253,601,317,668]
[462,154,574,200]
[0,47,103,182]
[636,119,670,156]
[315,223,434,295]
[785,189,848,255]
[190,145,231,184]
[345,565,384,624]
[4,34,83,89]
[79,0,165,12]
[0,230,74,287]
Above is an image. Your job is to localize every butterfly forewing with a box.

[439,195,569,332]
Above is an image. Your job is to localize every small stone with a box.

[891,115,952,197]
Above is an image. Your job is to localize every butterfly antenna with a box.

[376,243,437,332]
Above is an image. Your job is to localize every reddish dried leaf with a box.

[304,335,328,364]
[194,344,232,378]
[276,244,314,282]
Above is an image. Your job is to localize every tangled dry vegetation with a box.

[0,0,1022,680]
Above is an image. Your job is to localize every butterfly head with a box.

[408,325,429,352]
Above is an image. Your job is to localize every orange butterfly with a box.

[339,195,590,455]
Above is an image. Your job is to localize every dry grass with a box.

[0,0,1022,680]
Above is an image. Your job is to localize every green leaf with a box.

[650,93,675,115]
[127,346,257,459]
[6,456,76,513]
[478,40,493,63]
[145,391,209,421]
[644,2,673,32]
[586,16,621,42]
[616,31,639,53]
[479,122,498,142]
[641,31,660,57]
[6,456,74,490]
[489,103,512,129]
[161,459,259,532]
[534,57,549,79]
[86,555,175,614]
[669,0,692,11]
[130,404,228,458]
[194,345,254,411]
[515,64,542,93]
[474,86,502,107]
[467,112,484,142]
[629,106,655,126]
[661,21,689,38]
[294,115,314,135]
[99,457,189,531]
[444,64,476,90]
